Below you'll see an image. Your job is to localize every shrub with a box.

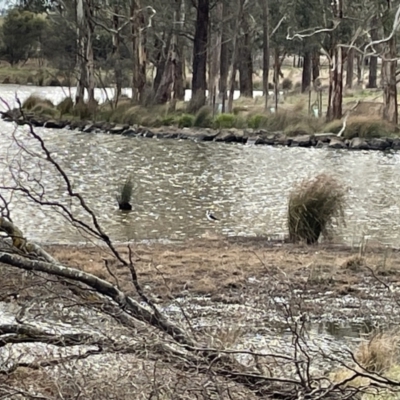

[213,113,236,129]
[116,175,134,211]
[194,105,213,127]
[23,95,54,110]
[248,114,268,129]
[288,174,346,244]
[282,78,293,91]
[57,97,74,116]
[177,114,194,128]
[323,116,394,139]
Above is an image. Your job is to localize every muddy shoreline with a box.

[43,237,400,328]
[3,109,400,151]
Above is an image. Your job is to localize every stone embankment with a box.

[2,109,399,151]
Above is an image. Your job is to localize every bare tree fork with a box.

[337,100,360,137]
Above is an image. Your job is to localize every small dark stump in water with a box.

[118,202,132,211]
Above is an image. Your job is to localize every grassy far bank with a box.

[1,62,398,139]
[19,92,398,140]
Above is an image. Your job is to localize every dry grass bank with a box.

[43,238,400,301]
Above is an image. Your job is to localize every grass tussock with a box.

[23,94,54,110]
[31,103,57,118]
[194,105,213,127]
[116,175,134,211]
[288,174,346,244]
[324,116,395,139]
[330,331,400,394]
[57,97,74,116]
[356,331,400,374]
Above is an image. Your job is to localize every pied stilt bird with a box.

[206,210,219,222]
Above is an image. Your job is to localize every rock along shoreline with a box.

[2,109,400,152]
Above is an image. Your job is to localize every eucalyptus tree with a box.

[1,7,47,66]
[189,0,209,110]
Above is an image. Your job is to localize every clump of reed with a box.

[116,175,134,211]
[288,174,346,244]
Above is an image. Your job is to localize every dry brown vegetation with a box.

[44,237,400,301]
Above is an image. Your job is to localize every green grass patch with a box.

[177,114,194,128]
[247,114,268,129]
[213,113,237,129]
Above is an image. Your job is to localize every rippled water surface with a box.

[1,85,400,245]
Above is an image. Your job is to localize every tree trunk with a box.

[332,46,343,119]
[154,1,184,104]
[219,1,228,112]
[273,48,280,111]
[131,0,147,104]
[356,54,362,85]
[368,56,378,89]
[301,50,312,93]
[238,14,253,98]
[260,0,269,110]
[327,0,343,121]
[208,1,222,107]
[382,36,398,124]
[227,0,245,113]
[312,49,320,82]
[190,0,209,110]
[75,0,86,104]
[153,34,174,104]
[112,6,122,104]
[85,0,95,104]
[368,16,379,89]
[345,48,354,88]
[173,0,185,100]
[153,32,168,94]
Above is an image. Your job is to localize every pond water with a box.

[0,85,400,246]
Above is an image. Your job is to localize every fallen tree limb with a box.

[0,252,194,348]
